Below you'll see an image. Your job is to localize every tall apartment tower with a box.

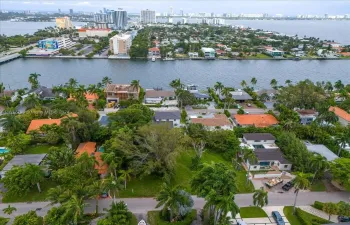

[109,9,128,29]
[141,9,156,24]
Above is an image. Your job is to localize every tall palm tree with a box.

[214,193,240,224]
[87,84,97,94]
[104,175,123,203]
[23,94,41,109]
[63,195,87,225]
[293,172,312,214]
[221,87,232,109]
[0,112,24,133]
[334,80,344,90]
[270,79,278,89]
[285,80,292,85]
[67,78,78,89]
[28,73,41,89]
[253,188,268,208]
[2,205,16,215]
[243,149,257,184]
[0,83,5,97]
[102,76,112,87]
[310,154,329,184]
[214,82,224,93]
[130,80,140,91]
[101,152,120,177]
[119,169,133,189]
[250,77,257,88]
[26,164,44,193]
[240,80,247,88]
[169,79,182,89]
[156,181,190,222]
[88,180,105,214]
[335,131,350,156]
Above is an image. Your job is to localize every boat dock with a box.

[0,54,21,65]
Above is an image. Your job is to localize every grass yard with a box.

[119,175,163,198]
[239,207,268,218]
[310,180,326,192]
[0,217,9,225]
[2,178,57,203]
[247,53,272,59]
[283,207,302,225]
[283,206,330,225]
[25,145,54,154]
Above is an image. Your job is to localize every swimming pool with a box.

[0,147,9,154]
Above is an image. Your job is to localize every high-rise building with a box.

[58,9,61,13]
[169,6,173,16]
[141,9,156,24]
[324,14,329,19]
[109,9,128,30]
[109,34,132,55]
[168,17,173,23]
[69,9,73,14]
[94,13,109,23]
[180,9,184,16]
[56,17,73,29]
[181,18,187,24]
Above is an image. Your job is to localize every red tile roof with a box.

[149,47,160,52]
[76,142,108,175]
[191,114,232,127]
[329,106,350,122]
[234,114,279,127]
[26,119,61,133]
[85,93,99,100]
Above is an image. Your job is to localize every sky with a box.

[1,0,350,15]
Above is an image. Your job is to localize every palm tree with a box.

[130,80,140,91]
[63,195,87,225]
[250,77,257,88]
[156,181,190,222]
[68,78,78,89]
[28,73,41,89]
[101,152,120,177]
[253,188,268,208]
[270,79,278,89]
[214,82,224,93]
[317,110,339,124]
[23,94,41,109]
[88,180,105,215]
[119,169,133,189]
[243,149,257,184]
[0,111,24,133]
[215,193,240,223]
[104,175,123,203]
[335,131,350,156]
[26,164,45,193]
[169,79,182,89]
[87,84,97,94]
[102,76,112,87]
[293,172,312,214]
[221,87,232,109]
[0,83,5,97]
[2,205,16,215]
[310,154,328,184]
[285,80,292,85]
[240,80,247,88]
[334,80,344,90]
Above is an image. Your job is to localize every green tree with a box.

[270,79,278,89]
[0,112,25,133]
[330,158,350,191]
[237,108,245,114]
[45,146,75,171]
[335,131,350,156]
[5,132,31,154]
[310,154,328,183]
[240,80,247,88]
[88,180,106,214]
[104,175,123,203]
[13,210,42,225]
[253,188,268,208]
[97,201,132,225]
[293,172,312,214]
[2,205,17,215]
[130,79,140,91]
[119,169,133,189]
[62,195,87,225]
[214,82,224,92]
[251,77,257,87]
[169,78,183,89]
[323,202,338,221]
[243,149,257,184]
[210,193,240,224]
[28,73,41,90]
[181,109,187,123]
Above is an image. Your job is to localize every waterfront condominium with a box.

[141,9,156,24]
[109,9,128,30]
[109,34,132,55]
[55,16,73,29]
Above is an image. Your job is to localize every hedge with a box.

[295,208,330,225]
[313,201,325,211]
[147,210,196,225]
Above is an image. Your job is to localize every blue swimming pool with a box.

[0,147,9,154]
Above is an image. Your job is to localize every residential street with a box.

[0,191,349,218]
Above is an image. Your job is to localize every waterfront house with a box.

[188,52,199,58]
[329,106,350,126]
[85,93,99,104]
[233,114,279,127]
[153,111,181,128]
[0,154,47,178]
[304,142,338,161]
[148,47,160,56]
[104,84,140,103]
[219,89,252,103]
[215,49,226,56]
[191,114,233,131]
[242,133,277,146]
[296,109,318,125]
[76,142,108,177]
[256,89,277,101]
[247,148,292,171]
[192,92,210,101]
[263,46,284,58]
[322,42,341,48]
[20,86,57,102]
[144,89,176,104]
[201,47,216,59]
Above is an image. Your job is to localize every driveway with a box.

[263,206,291,225]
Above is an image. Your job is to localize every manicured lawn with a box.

[310,180,326,192]
[0,217,9,225]
[239,207,268,218]
[247,53,272,59]
[119,150,254,198]
[130,214,138,225]
[283,206,330,225]
[2,178,57,203]
[25,145,53,154]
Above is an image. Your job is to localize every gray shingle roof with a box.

[305,143,338,161]
[1,154,47,176]
[154,111,181,120]
[254,148,290,164]
[192,93,209,99]
[243,133,276,141]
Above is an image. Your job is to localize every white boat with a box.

[151,57,156,62]
[163,57,175,61]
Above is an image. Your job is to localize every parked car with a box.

[282,181,293,191]
[272,211,285,225]
[338,216,350,222]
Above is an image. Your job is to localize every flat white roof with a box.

[305,143,338,161]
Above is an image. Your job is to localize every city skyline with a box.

[2,0,350,15]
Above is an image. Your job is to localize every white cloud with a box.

[43,2,55,5]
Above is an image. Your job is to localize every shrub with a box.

[224,109,231,118]
[147,210,196,225]
[295,208,330,225]
[313,201,325,210]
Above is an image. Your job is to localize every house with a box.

[201,47,216,59]
[188,52,199,58]
[296,110,318,125]
[21,86,57,102]
[191,114,233,130]
[322,42,341,48]
[0,154,47,178]
[329,106,350,126]
[153,111,181,128]
[192,92,210,100]
[215,49,226,56]
[104,84,139,103]
[263,46,284,58]
[76,142,108,177]
[148,47,160,56]
[219,89,252,103]
[26,113,78,134]
[247,148,292,171]
[304,142,338,161]
[256,89,277,101]
[144,89,176,104]
[153,40,160,47]
[242,133,277,146]
[85,93,99,104]
[233,114,279,127]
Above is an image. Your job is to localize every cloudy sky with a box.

[1,0,350,15]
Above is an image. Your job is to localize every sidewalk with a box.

[298,206,338,222]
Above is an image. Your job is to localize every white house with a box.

[153,111,181,128]
[322,42,341,48]
[191,114,233,131]
[247,148,292,171]
[296,110,318,125]
[144,89,176,104]
[188,52,199,58]
[242,133,277,146]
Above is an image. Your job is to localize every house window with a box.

[254,140,261,142]
[284,165,288,168]
[253,166,257,169]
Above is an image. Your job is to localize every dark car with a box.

[272,211,285,225]
[338,216,350,222]
[282,182,293,191]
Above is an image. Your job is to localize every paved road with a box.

[0,191,349,218]
[188,108,267,115]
